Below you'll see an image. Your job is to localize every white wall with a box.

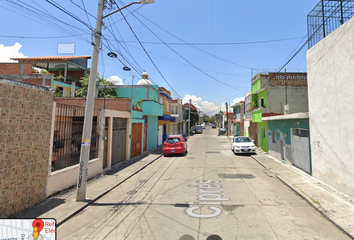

[307,16,354,198]
[46,158,102,197]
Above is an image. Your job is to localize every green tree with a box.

[75,74,118,98]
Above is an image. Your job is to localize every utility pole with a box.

[75,0,154,202]
[76,0,104,201]
[188,99,191,134]
[225,102,228,137]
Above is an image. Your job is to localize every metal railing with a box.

[307,0,354,48]
[52,103,100,171]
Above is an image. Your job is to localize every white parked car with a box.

[231,136,256,154]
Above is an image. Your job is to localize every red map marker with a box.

[32,219,44,233]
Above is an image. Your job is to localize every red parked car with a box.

[163,135,188,157]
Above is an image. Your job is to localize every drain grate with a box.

[218,173,255,179]
[206,151,221,153]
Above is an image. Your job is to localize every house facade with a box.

[100,72,163,154]
[1,56,91,97]
[170,98,183,135]
[263,113,311,174]
[232,101,245,136]
[251,72,308,152]
[158,87,174,145]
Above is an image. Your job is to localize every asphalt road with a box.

[58,127,350,240]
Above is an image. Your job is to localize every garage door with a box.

[292,128,311,174]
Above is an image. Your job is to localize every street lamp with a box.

[76,0,154,202]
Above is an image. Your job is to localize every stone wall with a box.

[0,80,53,217]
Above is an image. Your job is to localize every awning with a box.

[158,114,175,121]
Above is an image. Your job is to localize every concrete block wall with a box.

[0,80,53,217]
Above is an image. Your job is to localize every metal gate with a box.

[292,128,311,174]
[111,118,127,166]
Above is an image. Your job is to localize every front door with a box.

[111,118,127,166]
[158,126,163,145]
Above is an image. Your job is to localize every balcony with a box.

[234,113,245,122]
[142,100,163,116]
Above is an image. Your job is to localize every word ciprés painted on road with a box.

[186,180,229,218]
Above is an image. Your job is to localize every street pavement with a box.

[13,127,354,240]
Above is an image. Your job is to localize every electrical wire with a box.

[111,37,305,46]
[133,11,256,70]
[44,0,93,31]
[113,1,182,98]
[127,9,245,90]
[79,0,92,28]
[0,34,87,39]
[1,0,90,43]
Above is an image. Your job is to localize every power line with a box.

[113,1,182,98]
[44,0,93,31]
[1,0,90,43]
[110,37,305,46]
[0,34,87,39]
[79,0,92,28]
[133,11,255,70]
[128,9,245,90]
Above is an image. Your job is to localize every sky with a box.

[0,0,320,115]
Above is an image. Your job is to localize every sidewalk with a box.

[252,150,354,239]
[227,135,354,238]
[13,146,164,227]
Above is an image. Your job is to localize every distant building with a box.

[0,56,90,96]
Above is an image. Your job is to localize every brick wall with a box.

[0,80,53,217]
[22,78,52,87]
[54,97,131,112]
[0,63,32,75]
[50,69,89,81]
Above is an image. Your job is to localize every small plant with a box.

[41,69,50,74]
[54,87,62,97]
[251,95,258,109]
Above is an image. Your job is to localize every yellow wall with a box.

[159,88,171,116]
[53,83,71,97]
[158,120,170,134]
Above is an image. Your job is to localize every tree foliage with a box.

[75,74,118,98]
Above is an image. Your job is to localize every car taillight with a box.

[180,143,183,147]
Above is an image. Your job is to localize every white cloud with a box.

[106,75,123,85]
[182,94,245,116]
[0,43,27,62]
